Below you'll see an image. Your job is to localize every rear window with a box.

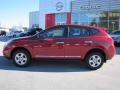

[113,31,120,35]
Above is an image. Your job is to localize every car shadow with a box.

[0,56,91,73]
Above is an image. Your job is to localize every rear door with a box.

[64,26,95,59]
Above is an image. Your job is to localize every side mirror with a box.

[36,34,44,39]
[36,33,40,38]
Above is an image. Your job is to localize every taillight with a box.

[107,36,114,45]
[99,27,114,45]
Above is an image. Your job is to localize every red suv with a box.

[3,25,115,70]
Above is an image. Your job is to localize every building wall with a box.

[39,0,72,29]
[45,12,71,28]
[71,0,120,12]
[29,11,39,28]
[29,0,120,31]
[71,0,120,32]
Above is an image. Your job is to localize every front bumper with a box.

[3,48,11,59]
[3,45,13,59]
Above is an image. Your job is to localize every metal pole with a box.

[119,15,120,30]
[108,12,110,32]
[112,22,115,31]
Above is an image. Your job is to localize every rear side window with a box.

[69,27,98,37]
[89,28,99,36]
[113,31,120,35]
[46,29,64,38]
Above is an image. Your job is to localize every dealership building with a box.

[29,0,120,32]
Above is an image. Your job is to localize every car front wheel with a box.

[12,50,31,67]
[85,52,104,70]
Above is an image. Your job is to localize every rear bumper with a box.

[106,44,116,60]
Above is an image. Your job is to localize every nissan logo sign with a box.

[56,2,63,11]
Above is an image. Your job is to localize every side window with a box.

[40,28,64,38]
[69,27,90,37]
[89,28,99,36]
[114,31,120,35]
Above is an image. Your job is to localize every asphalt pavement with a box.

[0,37,120,90]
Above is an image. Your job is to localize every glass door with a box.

[108,12,120,32]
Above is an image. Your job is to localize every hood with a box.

[12,36,33,42]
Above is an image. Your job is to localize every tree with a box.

[23,27,28,31]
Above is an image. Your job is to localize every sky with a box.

[0,0,39,28]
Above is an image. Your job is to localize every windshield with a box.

[26,29,33,33]
[24,28,36,35]
[111,31,120,35]
[34,30,45,37]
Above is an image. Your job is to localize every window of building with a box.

[71,13,79,24]
[72,12,100,26]
[71,11,120,32]
[55,13,67,25]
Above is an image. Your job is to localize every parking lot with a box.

[0,37,120,90]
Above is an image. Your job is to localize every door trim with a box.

[35,55,81,58]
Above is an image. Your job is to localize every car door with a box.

[64,26,92,59]
[33,26,67,58]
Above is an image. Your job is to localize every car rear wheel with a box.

[12,50,31,67]
[85,52,104,70]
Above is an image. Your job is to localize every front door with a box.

[33,26,66,58]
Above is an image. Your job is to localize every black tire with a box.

[12,50,31,67]
[85,52,104,70]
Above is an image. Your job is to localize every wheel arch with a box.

[84,48,106,62]
[10,47,32,59]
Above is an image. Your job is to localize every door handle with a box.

[56,42,64,44]
[84,41,93,44]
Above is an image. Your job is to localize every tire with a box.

[12,50,31,67]
[85,52,104,70]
